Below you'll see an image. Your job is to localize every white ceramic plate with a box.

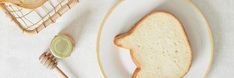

[97,0,214,78]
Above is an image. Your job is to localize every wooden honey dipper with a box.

[39,51,68,78]
[39,34,74,78]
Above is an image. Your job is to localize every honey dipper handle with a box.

[55,66,69,78]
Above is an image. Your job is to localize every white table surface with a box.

[0,0,233,78]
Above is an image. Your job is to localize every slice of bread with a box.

[114,11,192,78]
[6,0,46,9]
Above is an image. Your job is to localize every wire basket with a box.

[0,0,79,34]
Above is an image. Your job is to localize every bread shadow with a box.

[112,47,132,77]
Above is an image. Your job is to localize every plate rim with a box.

[96,0,214,78]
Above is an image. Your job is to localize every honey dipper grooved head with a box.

[39,51,58,69]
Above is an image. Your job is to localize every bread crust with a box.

[12,0,47,9]
[114,11,192,78]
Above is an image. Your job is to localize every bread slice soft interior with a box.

[114,11,192,78]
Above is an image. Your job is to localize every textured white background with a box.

[0,0,233,78]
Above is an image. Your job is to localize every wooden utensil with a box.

[0,0,46,9]
[39,51,68,78]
